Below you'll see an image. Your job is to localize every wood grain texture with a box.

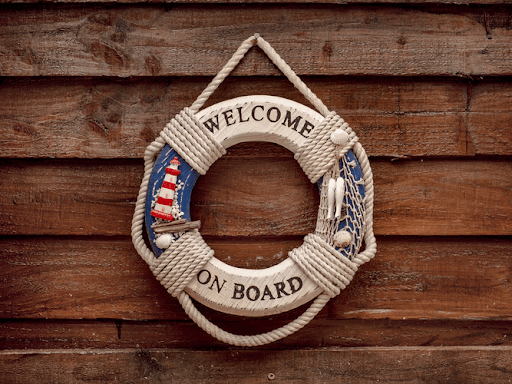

[1,347,511,383]
[1,5,511,77]
[3,77,511,158]
[1,156,510,237]
[2,318,511,350]
[2,77,500,158]
[0,236,510,321]
[468,81,512,155]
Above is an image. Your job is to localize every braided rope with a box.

[151,231,214,297]
[337,127,360,160]
[295,113,359,183]
[179,291,331,347]
[132,135,166,265]
[160,108,226,175]
[131,34,377,346]
[289,233,358,298]
[254,35,330,117]
[190,36,256,114]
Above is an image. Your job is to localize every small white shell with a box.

[155,233,173,249]
[330,128,349,147]
[333,230,352,248]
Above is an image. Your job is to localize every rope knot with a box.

[294,112,358,183]
[160,108,226,175]
[150,231,214,297]
[289,233,358,298]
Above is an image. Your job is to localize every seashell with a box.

[155,233,173,249]
[327,178,336,219]
[330,128,349,147]
[333,230,352,248]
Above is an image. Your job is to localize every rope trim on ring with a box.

[160,108,226,175]
[295,112,358,183]
[289,233,358,298]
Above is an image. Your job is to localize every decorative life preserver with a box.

[132,35,376,346]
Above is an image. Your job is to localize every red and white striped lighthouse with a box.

[150,156,181,221]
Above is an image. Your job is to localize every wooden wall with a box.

[1,0,511,382]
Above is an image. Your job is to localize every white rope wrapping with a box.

[150,230,214,298]
[160,108,226,175]
[289,233,358,298]
[131,34,377,346]
[295,112,359,183]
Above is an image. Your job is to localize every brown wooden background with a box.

[1,0,511,382]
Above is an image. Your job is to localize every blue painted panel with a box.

[317,150,366,259]
[145,144,200,258]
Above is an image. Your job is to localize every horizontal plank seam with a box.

[2,346,512,355]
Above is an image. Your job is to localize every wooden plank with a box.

[0,157,510,236]
[1,5,512,77]
[471,81,512,112]
[1,347,511,383]
[468,113,512,155]
[0,159,144,237]
[1,319,511,349]
[372,159,512,236]
[0,320,123,350]
[0,236,510,321]
[0,77,480,158]
[0,236,304,320]
[468,81,512,155]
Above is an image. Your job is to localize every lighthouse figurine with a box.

[151,156,181,221]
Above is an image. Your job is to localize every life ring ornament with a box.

[132,34,376,346]
[144,95,366,317]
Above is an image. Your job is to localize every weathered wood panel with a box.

[1,77,482,158]
[1,156,510,236]
[1,347,511,383]
[2,78,511,158]
[468,81,512,155]
[2,318,511,350]
[372,159,512,236]
[1,5,511,77]
[0,0,511,376]
[1,236,510,321]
